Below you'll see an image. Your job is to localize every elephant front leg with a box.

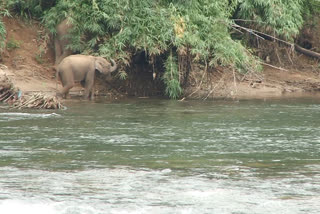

[83,87,94,100]
[83,79,94,100]
[61,84,74,99]
[89,87,95,100]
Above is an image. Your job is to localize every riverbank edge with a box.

[1,17,320,107]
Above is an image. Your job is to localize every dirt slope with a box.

[1,17,58,95]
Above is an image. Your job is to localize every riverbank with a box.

[1,17,320,105]
[183,65,320,100]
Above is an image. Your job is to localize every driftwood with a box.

[12,92,64,109]
[0,72,64,109]
[260,62,288,71]
[0,73,17,103]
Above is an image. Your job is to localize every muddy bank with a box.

[181,65,320,100]
[1,61,320,107]
[0,65,64,109]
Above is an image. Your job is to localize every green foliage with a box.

[302,0,320,18]
[6,38,21,50]
[5,0,56,19]
[0,6,10,54]
[163,51,182,99]
[42,0,260,97]
[117,70,128,80]
[42,0,70,34]
[0,19,6,53]
[236,0,305,39]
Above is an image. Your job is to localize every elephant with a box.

[54,19,73,66]
[56,54,117,100]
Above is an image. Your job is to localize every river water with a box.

[0,98,319,214]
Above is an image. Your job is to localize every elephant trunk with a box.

[110,59,117,72]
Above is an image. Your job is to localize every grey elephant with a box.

[56,54,117,100]
[54,19,73,66]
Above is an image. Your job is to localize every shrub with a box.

[5,0,57,19]
[0,19,6,54]
[6,38,21,51]
[0,6,10,54]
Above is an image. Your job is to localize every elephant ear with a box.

[94,57,110,74]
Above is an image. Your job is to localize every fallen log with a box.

[232,23,320,60]
[294,45,320,60]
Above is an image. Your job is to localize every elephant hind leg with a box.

[58,70,75,99]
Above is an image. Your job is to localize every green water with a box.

[0,98,319,213]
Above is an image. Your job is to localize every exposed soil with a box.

[184,63,320,100]
[1,17,57,95]
[1,17,320,103]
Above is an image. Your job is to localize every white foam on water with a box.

[0,112,60,117]
[0,167,320,214]
[0,112,61,121]
[0,200,104,214]
[0,200,56,214]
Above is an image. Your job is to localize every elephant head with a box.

[95,57,117,74]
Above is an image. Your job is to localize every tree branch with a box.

[232,23,320,60]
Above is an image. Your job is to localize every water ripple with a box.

[0,113,61,121]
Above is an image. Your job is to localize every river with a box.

[0,98,319,214]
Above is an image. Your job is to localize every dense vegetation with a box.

[0,2,9,53]
[1,0,320,98]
